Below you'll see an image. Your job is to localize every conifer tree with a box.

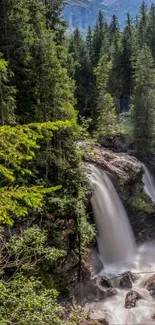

[92,11,105,66]
[86,26,93,60]
[109,14,119,46]
[120,14,134,98]
[146,3,155,60]
[69,29,92,116]
[0,56,16,125]
[138,1,148,47]
[132,45,155,154]
[94,55,117,137]
[0,0,76,123]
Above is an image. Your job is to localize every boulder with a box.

[85,148,142,188]
[146,275,155,298]
[80,319,109,325]
[98,276,112,289]
[125,290,142,309]
[106,288,117,297]
[71,276,117,305]
[120,272,134,289]
[85,146,155,242]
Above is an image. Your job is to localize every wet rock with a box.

[85,147,142,188]
[71,275,117,306]
[120,272,134,289]
[106,288,117,297]
[146,275,155,298]
[80,319,109,325]
[72,278,106,305]
[98,276,112,288]
[125,290,142,309]
[146,275,155,291]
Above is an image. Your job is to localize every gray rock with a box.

[125,290,142,309]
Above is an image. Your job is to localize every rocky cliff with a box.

[63,0,153,31]
[85,145,155,242]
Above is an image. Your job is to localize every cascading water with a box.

[85,164,155,325]
[143,165,155,203]
[90,164,135,265]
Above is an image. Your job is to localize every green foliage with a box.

[131,45,155,154]
[0,225,65,275]
[128,194,154,214]
[93,55,117,137]
[0,56,16,125]
[0,185,61,226]
[0,276,63,325]
[76,190,95,246]
[117,112,133,136]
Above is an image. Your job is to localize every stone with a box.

[85,147,142,189]
[146,275,155,298]
[146,275,155,291]
[99,276,112,289]
[80,319,109,325]
[106,288,117,297]
[125,290,142,309]
[72,278,106,305]
[120,272,134,289]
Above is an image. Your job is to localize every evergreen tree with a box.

[132,45,155,154]
[138,1,148,47]
[69,29,92,117]
[120,14,134,98]
[109,14,119,46]
[44,0,67,43]
[94,55,117,136]
[86,26,93,60]
[0,0,76,123]
[146,3,155,60]
[92,11,105,66]
[0,56,16,125]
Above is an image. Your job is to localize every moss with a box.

[128,193,154,214]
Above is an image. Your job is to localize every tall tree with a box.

[138,1,148,47]
[146,3,155,60]
[92,11,105,66]
[69,29,92,117]
[120,14,134,98]
[0,0,76,123]
[0,56,16,125]
[132,45,155,154]
[94,55,117,137]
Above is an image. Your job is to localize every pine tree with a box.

[0,0,76,123]
[132,45,155,154]
[120,14,134,98]
[68,29,92,117]
[146,3,155,60]
[94,55,117,137]
[0,56,16,125]
[109,14,119,45]
[138,1,148,47]
[86,26,93,60]
[92,11,105,66]
[44,0,67,44]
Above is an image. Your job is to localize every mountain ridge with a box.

[63,0,154,31]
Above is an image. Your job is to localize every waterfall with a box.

[85,164,155,324]
[90,164,135,265]
[143,165,155,203]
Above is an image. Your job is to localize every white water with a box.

[87,165,155,325]
[143,165,155,203]
[90,165,135,265]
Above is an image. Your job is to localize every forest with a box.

[0,0,155,324]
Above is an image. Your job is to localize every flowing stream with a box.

[143,165,155,203]
[86,164,155,325]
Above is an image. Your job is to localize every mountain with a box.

[63,0,154,31]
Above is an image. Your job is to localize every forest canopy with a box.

[0,0,155,324]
